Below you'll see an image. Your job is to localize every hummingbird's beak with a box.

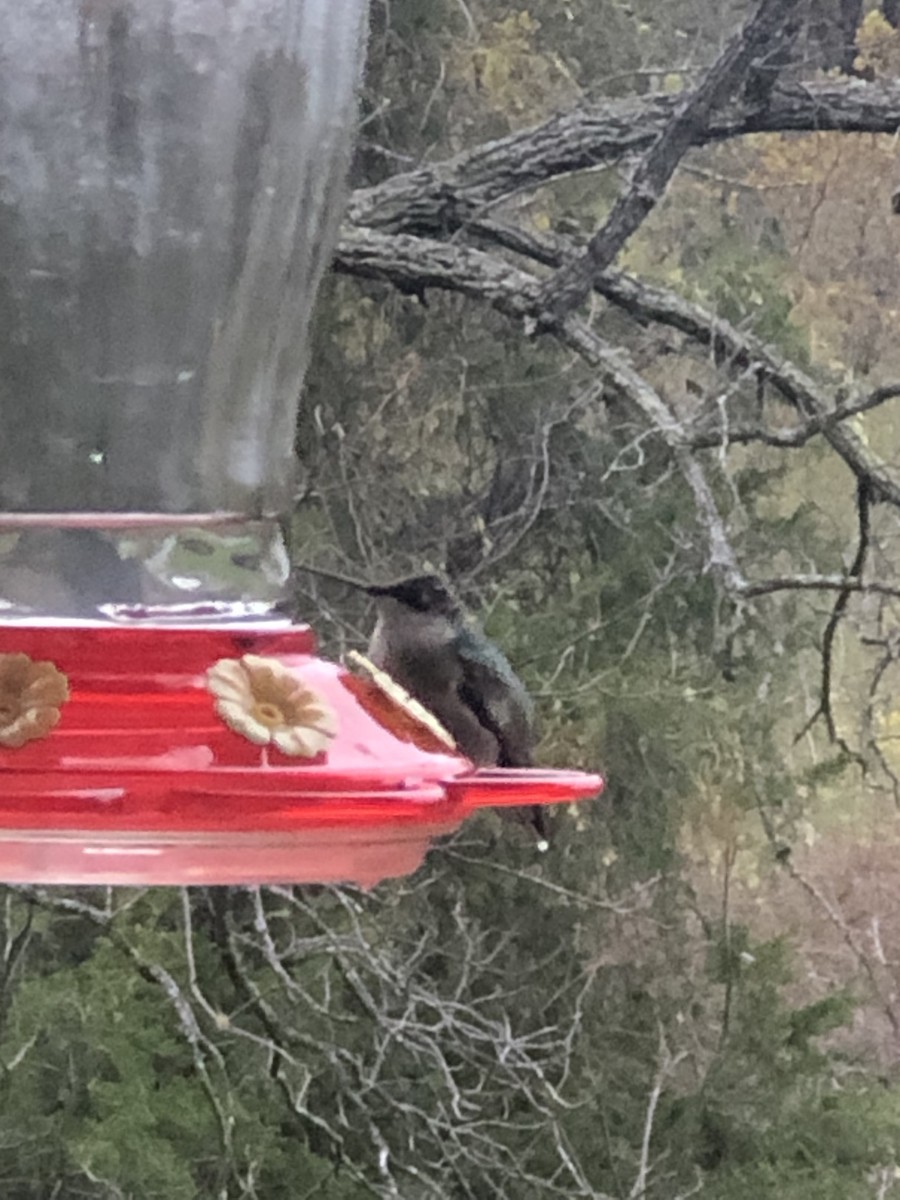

[365,583,395,598]
[295,564,370,591]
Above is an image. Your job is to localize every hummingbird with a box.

[365,574,547,842]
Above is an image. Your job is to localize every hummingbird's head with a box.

[366,574,460,618]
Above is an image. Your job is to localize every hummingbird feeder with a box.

[0,1,602,886]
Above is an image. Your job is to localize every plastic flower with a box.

[206,654,337,757]
[345,651,456,753]
[0,653,69,748]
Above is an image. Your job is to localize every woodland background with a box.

[10,1,900,1196]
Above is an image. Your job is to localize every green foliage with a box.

[689,243,810,367]
[0,938,210,1195]
[0,904,360,1199]
[657,929,883,1199]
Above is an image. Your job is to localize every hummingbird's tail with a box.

[529,804,548,840]
[296,563,370,591]
[521,804,549,852]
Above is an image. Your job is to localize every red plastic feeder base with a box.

[0,624,603,886]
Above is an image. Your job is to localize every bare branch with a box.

[590,276,900,505]
[684,378,900,449]
[346,209,900,512]
[740,575,900,600]
[536,0,803,324]
[336,227,745,591]
[470,218,900,500]
[629,1026,688,1200]
[346,79,900,236]
[819,481,871,746]
[445,848,661,913]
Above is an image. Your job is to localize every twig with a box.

[808,480,871,750]
[740,575,900,600]
[629,1026,687,1200]
[444,849,661,913]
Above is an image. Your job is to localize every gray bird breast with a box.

[368,605,503,765]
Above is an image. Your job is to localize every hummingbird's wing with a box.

[453,625,535,768]
[455,627,548,841]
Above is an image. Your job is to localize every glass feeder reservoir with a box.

[0,1,602,885]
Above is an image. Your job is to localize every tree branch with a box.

[741,574,900,600]
[435,216,900,505]
[796,479,871,752]
[336,227,745,592]
[346,79,900,236]
[536,0,803,324]
[335,215,900,595]
[684,380,900,449]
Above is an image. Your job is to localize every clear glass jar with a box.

[0,0,368,620]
